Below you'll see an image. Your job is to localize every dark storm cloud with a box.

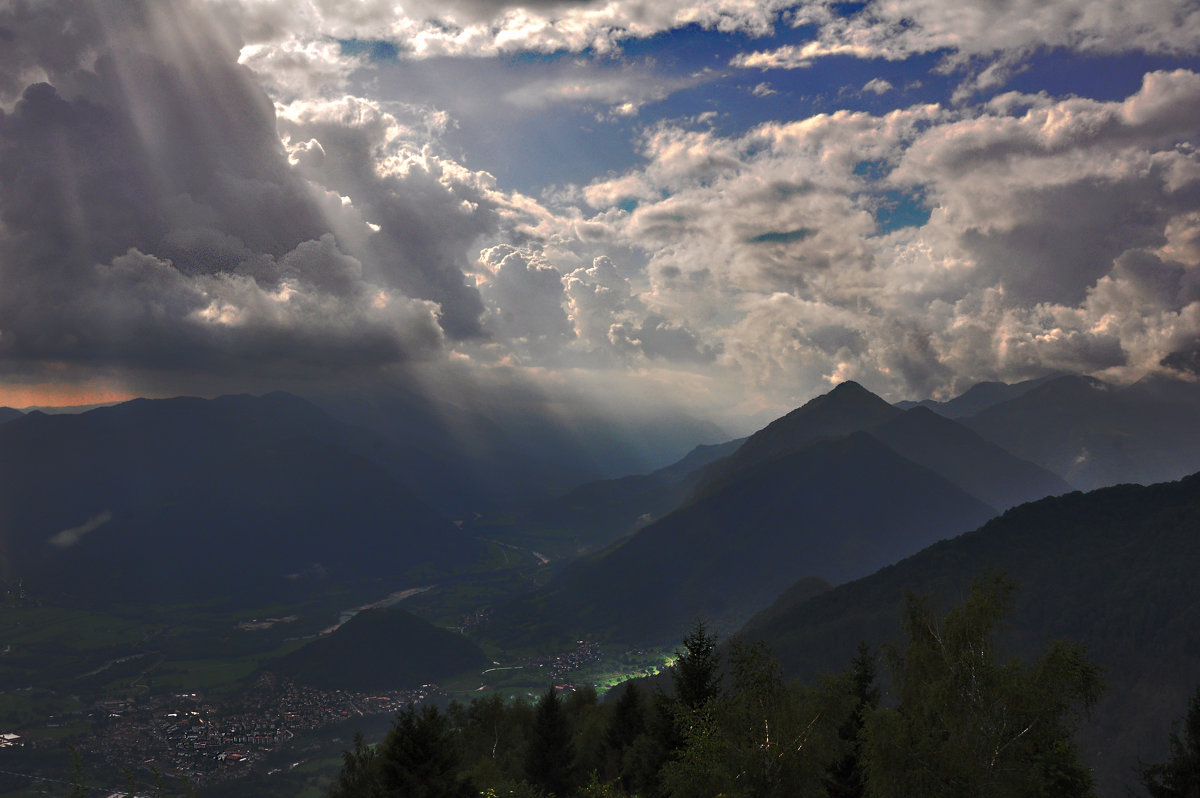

[0,0,504,384]
[959,176,1173,307]
[477,245,574,349]
[274,96,494,339]
[610,314,718,364]
[1161,345,1200,376]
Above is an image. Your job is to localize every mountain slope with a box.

[871,406,1072,510]
[473,436,748,557]
[492,432,994,646]
[0,407,21,425]
[0,393,484,606]
[311,382,727,514]
[737,472,1200,797]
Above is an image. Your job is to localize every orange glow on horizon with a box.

[0,381,142,410]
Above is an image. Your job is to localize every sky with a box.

[1,0,1199,424]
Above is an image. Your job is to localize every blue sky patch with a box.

[748,228,816,244]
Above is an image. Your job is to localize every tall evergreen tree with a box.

[1141,684,1200,797]
[606,681,646,753]
[826,643,880,798]
[330,704,474,798]
[605,681,647,787]
[672,620,721,710]
[526,686,576,796]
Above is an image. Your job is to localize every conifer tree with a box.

[526,686,576,796]
[606,681,646,753]
[826,643,880,798]
[328,733,378,798]
[330,704,474,798]
[380,704,475,798]
[672,620,720,710]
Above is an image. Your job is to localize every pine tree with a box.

[826,642,880,798]
[329,733,379,798]
[605,681,646,753]
[672,620,720,710]
[526,686,576,796]
[376,705,475,796]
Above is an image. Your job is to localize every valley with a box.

[1,373,1199,795]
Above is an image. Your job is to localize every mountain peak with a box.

[792,379,896,417]
[829,379,867,393]
[692,381,901,493]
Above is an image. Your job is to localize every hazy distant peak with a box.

[897,404,942,421]
[897,373,1069,418]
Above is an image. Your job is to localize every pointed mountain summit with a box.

[694,380,901,492]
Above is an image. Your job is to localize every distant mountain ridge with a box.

[960,374,1200,490]
[894,373,1064,417]
[470,436,748,558]
[310,383,727,514]
[691,380,1066,512]
[693,381,902,492]
[0,392,483,606]
[894,372,1200,491]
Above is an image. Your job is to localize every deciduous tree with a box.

[1141,684,1200,797]
[862,573,1103,798]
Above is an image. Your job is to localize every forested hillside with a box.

[328,578,1140,797]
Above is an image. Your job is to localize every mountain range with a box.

[958,374,1200,490]
[0,392,480,606]
[488,380,1072,646]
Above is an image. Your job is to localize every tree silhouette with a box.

[526,686,576,796]
[1141,684,1200,797]
[672,620,720,710]
[863,573,1103,798]
[826,642,880,798]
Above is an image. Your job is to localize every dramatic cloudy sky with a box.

[1,0,1199,422]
